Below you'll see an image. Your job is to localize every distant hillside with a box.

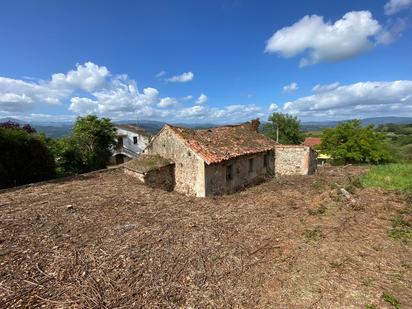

[34,125,73,138]
[359,117,412,125]
[2,116,411,138]
[121,120,218,134]
[0,117,22,123]
[301,117,412,131]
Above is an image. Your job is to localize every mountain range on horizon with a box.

[1,116,412,138]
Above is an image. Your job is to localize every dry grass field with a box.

[1,166,411,308]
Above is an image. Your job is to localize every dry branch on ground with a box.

[0,166,411,308]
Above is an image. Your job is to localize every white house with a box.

[111,124,151,164]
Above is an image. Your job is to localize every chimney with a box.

[250,118,260,132]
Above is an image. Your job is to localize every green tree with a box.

[71,115,116,171]
[49,137,87,176]
[265,112,304,144]
[319,120,392,164]
[0,127,55,188]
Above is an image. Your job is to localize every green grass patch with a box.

[308,204,327,216]
[388,226,412,244]
[382,292,400,308]
[389,215,412,244]
[303,227,324,242]
[361,164,412,244]
[360,164,412,191]
[360,164,412,244]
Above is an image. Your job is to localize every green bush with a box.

[320,120,392,164]
[0,128,55,188]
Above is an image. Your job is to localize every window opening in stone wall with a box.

[264,154,269,168]
[226,165,233,182]
[248,158,254,174]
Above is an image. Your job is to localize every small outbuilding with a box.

[275,145,317,175]
[144,119,276,197]
[123,154,175,191]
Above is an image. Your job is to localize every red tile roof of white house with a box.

[303,137,321,148]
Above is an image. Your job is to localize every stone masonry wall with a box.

[205,150,274,196]
[143,165,175,191]
[275,145,317,175]
[124,164,175,191]
[144,127,206,197]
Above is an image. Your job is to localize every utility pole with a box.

[276,125,279,142]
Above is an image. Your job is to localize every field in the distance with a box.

[1,166,411,308]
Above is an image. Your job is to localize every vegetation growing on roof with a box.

[124,154,173,173]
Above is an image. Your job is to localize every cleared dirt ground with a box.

[0,166,411,308]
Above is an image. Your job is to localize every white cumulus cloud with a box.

[0,61,112,114]
[195,93,208,105]
[165,72,194,83]
[376,17,408,44]
[282,80,412,119]
[155,70,166,78]
[265,11,387,67]
[157,97,179,108]
[312,82,340,93]
[181,95,193,101]
[0,62,263,123]
[283,82,298,93]
[176,104,263,122]
[50,62,109,92]
[0,77,67,111]
[384,0,412,15]
[268,103,278,113]
[69,97,99,114]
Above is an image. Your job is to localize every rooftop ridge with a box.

[164,120,275,164]
[115,124,152,136]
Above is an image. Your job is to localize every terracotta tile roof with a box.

[115,124,151,137]
[166,121,276,164]
[303,137,321,148]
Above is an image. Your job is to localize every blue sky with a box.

[0,0,411,123]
